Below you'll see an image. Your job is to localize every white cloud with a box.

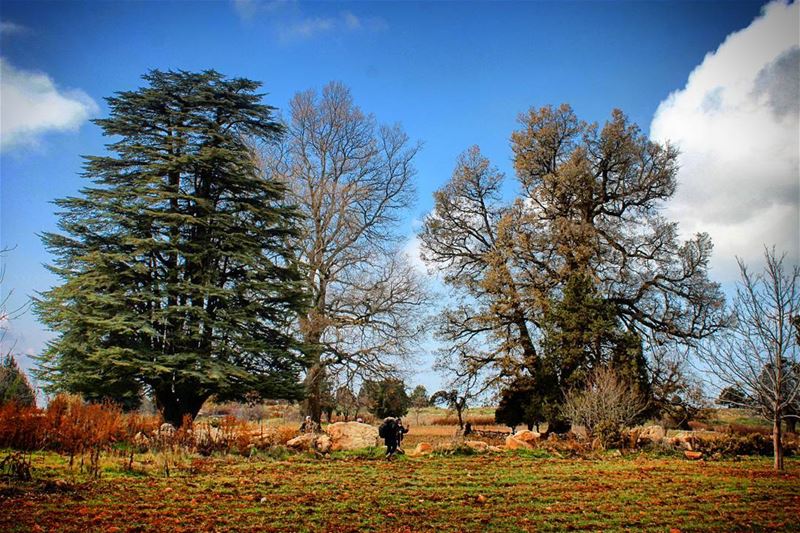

[276,11,387,42]
[231,0,292,22]
[0,21,28,35]
[0,58,98,151]
[650,0,800,282]
[402,236,429,276]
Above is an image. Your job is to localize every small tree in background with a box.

[409,385,429,425]
[431,389,470,429]
[696,248,798,471]
[362,379,411,419]
[0,355,36,407]
[562,366,648,448]
[334,386,358,421]
[0,248,35,407]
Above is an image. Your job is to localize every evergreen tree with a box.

[0,354,36,407]
[362,378,411,419]
[35,70,308,426]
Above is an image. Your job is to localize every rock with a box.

[133,431,150,447]
[434,441,457,453]
[286,432,317,452]
[684,450,703,460]
[324,422,379,451]
[314,434,332,454]
[464,440,489,452]
[505,435,534,451]
[570,426,588,440]
[637,425,666,443]
[488,445,506,453]
[513,430,541,444]
[670,432,695,450]
[156,423,176,440]
[476,494,487,504]
[408,442,434,457]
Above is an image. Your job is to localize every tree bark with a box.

[773,409,784,471]
[304,361,324,424]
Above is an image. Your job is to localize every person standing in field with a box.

[379,417,409,459]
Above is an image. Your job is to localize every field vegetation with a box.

[2,399,798,532]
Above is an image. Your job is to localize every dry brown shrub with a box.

[430,415,496,426]
[720,423,772,437]
[0,402,46,450]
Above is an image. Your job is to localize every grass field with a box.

[2,449,798,532]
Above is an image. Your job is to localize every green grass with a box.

[1,450,798,532]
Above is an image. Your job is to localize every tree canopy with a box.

[361,378,411,419]
[35,70,309,426]
[420,105,726,431]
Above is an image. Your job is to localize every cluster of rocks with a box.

[285,422,379,454]
[133,421,728,461]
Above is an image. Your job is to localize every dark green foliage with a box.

[494,376,544,431]
[409,385,430,408]
[0,355,36,407]
[361,379,411,419]
[537,272,651,431]
[35,70,308,426]
[717,386,750,408]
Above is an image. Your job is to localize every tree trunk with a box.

[155,386,208,428]
[773,410,784,471]
[785,417,797,435]
[545,417,571,436]
[304,362,324,423]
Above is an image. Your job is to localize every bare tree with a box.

[561,366,648,447]
[696,248,799,471]
[262,82,429,422]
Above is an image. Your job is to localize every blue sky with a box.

[1,0,798,394]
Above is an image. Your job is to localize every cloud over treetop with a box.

[650,0,799,282]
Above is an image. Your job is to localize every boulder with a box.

[488,445,506,453]
[505,435,535,451]
[684,450,703,460]
[637,425,666,443]
[670,432,695,450]
[464,440,489,452]
[286,432,317,452]
[434,441,457,453]
[324,422,379,451]
[408,442,434,457]
[513,430,541,444]
[314,434,332,454]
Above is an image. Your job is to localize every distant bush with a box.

[430,415,496,426]
[691,433,776,457]
[720,423,772,437]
